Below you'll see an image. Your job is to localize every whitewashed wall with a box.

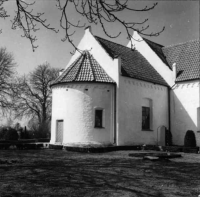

[117,77,169,146]
[50,27,177,146]
[50,83,115,145]
[171,80,200,146]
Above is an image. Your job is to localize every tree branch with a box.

[0,0,165,52]
[11,0,59,51]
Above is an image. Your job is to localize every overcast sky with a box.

[0,0,199,75]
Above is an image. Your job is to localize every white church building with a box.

[50,27,200,147]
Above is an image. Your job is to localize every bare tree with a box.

[0,0,164,52]
[11,63,59,129]
[0,47,16,112]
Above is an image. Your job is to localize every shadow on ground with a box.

[0,150,200,197]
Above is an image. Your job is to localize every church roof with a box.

[51,51,115,86]
[162,40,200,82]
[95,36,169,86]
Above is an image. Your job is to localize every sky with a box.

[0,0,199,76]
[0,0,199,125]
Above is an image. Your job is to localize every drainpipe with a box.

[156,85,171,146]
[169,63,177,135]
[168,87,171,133]
[113,84,117,145]
[113,56,121,146]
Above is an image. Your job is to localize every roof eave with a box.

[50,81,116,88]
[175,78,200,83]
[121,74,169,87]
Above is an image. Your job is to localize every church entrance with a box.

[56,120,63,143]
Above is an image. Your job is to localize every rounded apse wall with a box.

[51,83,115,145]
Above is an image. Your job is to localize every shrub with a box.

[28,119,50,139]
[0,127,7,140]
[22,130,33,139]
[4,127,19,141]
[184,130,196,147]
[27,123,50,139]
[34,123,50,138]
[165,129,173,146]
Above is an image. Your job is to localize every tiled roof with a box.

[51,51,115,86]
[95,36,168,86]
[162,40,200,82]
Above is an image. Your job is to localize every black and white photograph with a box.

[0,0,199,196]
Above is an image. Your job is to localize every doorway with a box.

[56,120,63,143]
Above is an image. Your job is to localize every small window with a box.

[142,106,150,130]
[95,109,103,128]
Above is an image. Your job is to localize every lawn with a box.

[0,149,200,197]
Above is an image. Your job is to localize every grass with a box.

[0,149,200,197]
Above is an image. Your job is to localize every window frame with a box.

[94,108,105,128]
[142,106,151,131]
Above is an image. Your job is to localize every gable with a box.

[162,40,200,82]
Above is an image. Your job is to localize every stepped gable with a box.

[162,40,200,82]
[51,50,115,86]
[95,36,168,86]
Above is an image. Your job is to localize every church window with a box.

[95,109,103,128]
[142,98,153,130]
[142,107,150,130]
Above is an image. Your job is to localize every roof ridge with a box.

[60,54,83,82]
[163,39,199,49]
[52,56,78,84]
[87,52,96,81]
[142,37,164,47]
[95,35,164,50]
[73,52,87,81]
[95,36,130,50]
[95,35,199,51]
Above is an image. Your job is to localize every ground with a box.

[0,149,200,197]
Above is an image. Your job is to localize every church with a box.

[50,27,200,147]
